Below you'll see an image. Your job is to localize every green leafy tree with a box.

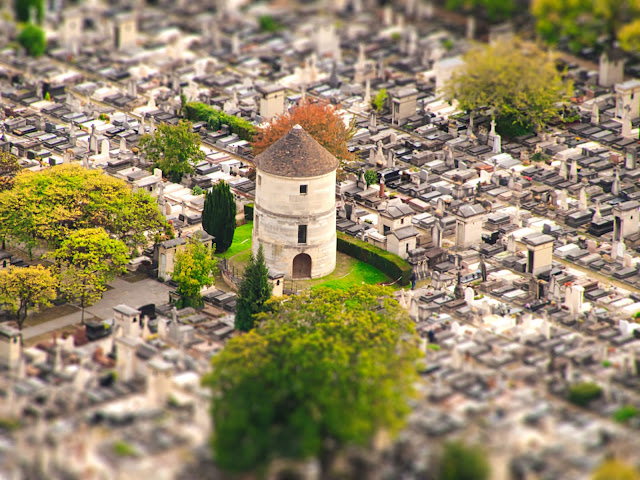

[17,23,46,57]
[171,234,218,308]
[203,285,419,475]
[51,228,128,323]
[0,164,171,254]
[0,151,20,194]
[439,441,490,480]
[445,0,515,23]
[444,39,572,135]
[234,245,271,332]
[139,120,205,183]
[0,265,57,330]
[13,0,44,23]
[619,19,640,53]
[592,458,640,480]
[532,0,640,53]
[364,169,377,188]
[259,15,282,32]
[202,181,236,253]
[371,88,388,113]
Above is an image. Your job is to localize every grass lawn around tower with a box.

[220,222,395,291]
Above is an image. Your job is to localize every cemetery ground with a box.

[19,276,172,340]
[221,221,395,290]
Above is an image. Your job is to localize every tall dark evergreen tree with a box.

[235,245,272,332]
[202,181,236,253]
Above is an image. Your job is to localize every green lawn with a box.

[219,224,393,291]
[218,222,253,259]
[312,259,390,290]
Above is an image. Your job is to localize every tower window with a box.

[298,225,307,244]
[257,175,262,186]
[300,184,307,194]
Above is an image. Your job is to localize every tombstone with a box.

[432,222,442,248]
[586,239,597,253]
[612,241,625,260]
[464,287,475,306]
[387,150,395,169]
[567,285,584,316]
[489,118,496,136]
[63,152,70,164]
[89,125,97,153]
[451,344,462,368]
[623,254,633,268]
[541,319,551,340]
[119,136,127,153]
[451,321,460,335]
[100,139,110,158]
[619,319,631,336]
[149,117,156,135]
[578,187,587,212]
[157,317,168,340]
[492,134,501,154]
[559,158,568,180]
[507,234,516,253]
[622,108,633,138]
[138,115,146,135]
[591,102,599,124]
[570,160,578,183]
[478,256,487,282]
[558,189,568,211]
[363,78,371,105]
[82,154,89,169]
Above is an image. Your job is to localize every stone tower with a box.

[253,125,338,279]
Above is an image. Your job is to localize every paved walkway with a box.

[22,277,172,340]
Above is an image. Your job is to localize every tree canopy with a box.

[251,100,356,162]
[531,0,640,53]
[17,23,46,58]
[444,39,572,135]
[0,164,171,253]
[171,234,218,308]
[14,0,44,23]
[0,151,21,192]
[234,245,271,332]
[592,458,640,480]
[438,441,490,480]
[202,181,236,253]
[445,0,516,24]
[0,265,57,330]
[203,285,419,475]
[139,120,206,183]
[52,228,129,323]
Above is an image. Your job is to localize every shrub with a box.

[184,102,257,141]
[244,203,254,221]
[336,231,411,286]
[113,440,137,457]
[613,405,639,423]
[17,23,46,57]
[567,382,602,407]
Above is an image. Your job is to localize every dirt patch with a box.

[121,271,151,283]
[20,303,81,329]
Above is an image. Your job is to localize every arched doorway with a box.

[292,253,312,279]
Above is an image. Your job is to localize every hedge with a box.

[567,382,602,407]
[244,203,254,221]
[337,231,411,286]
[184,101,257,141]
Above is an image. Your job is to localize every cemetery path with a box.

[22,277,172,340]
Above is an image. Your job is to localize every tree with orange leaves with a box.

[251,100,356,162]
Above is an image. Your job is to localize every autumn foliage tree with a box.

[251,100,356,162]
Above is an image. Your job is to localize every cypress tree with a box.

[203,181,236,253]
[235,245,272,332]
